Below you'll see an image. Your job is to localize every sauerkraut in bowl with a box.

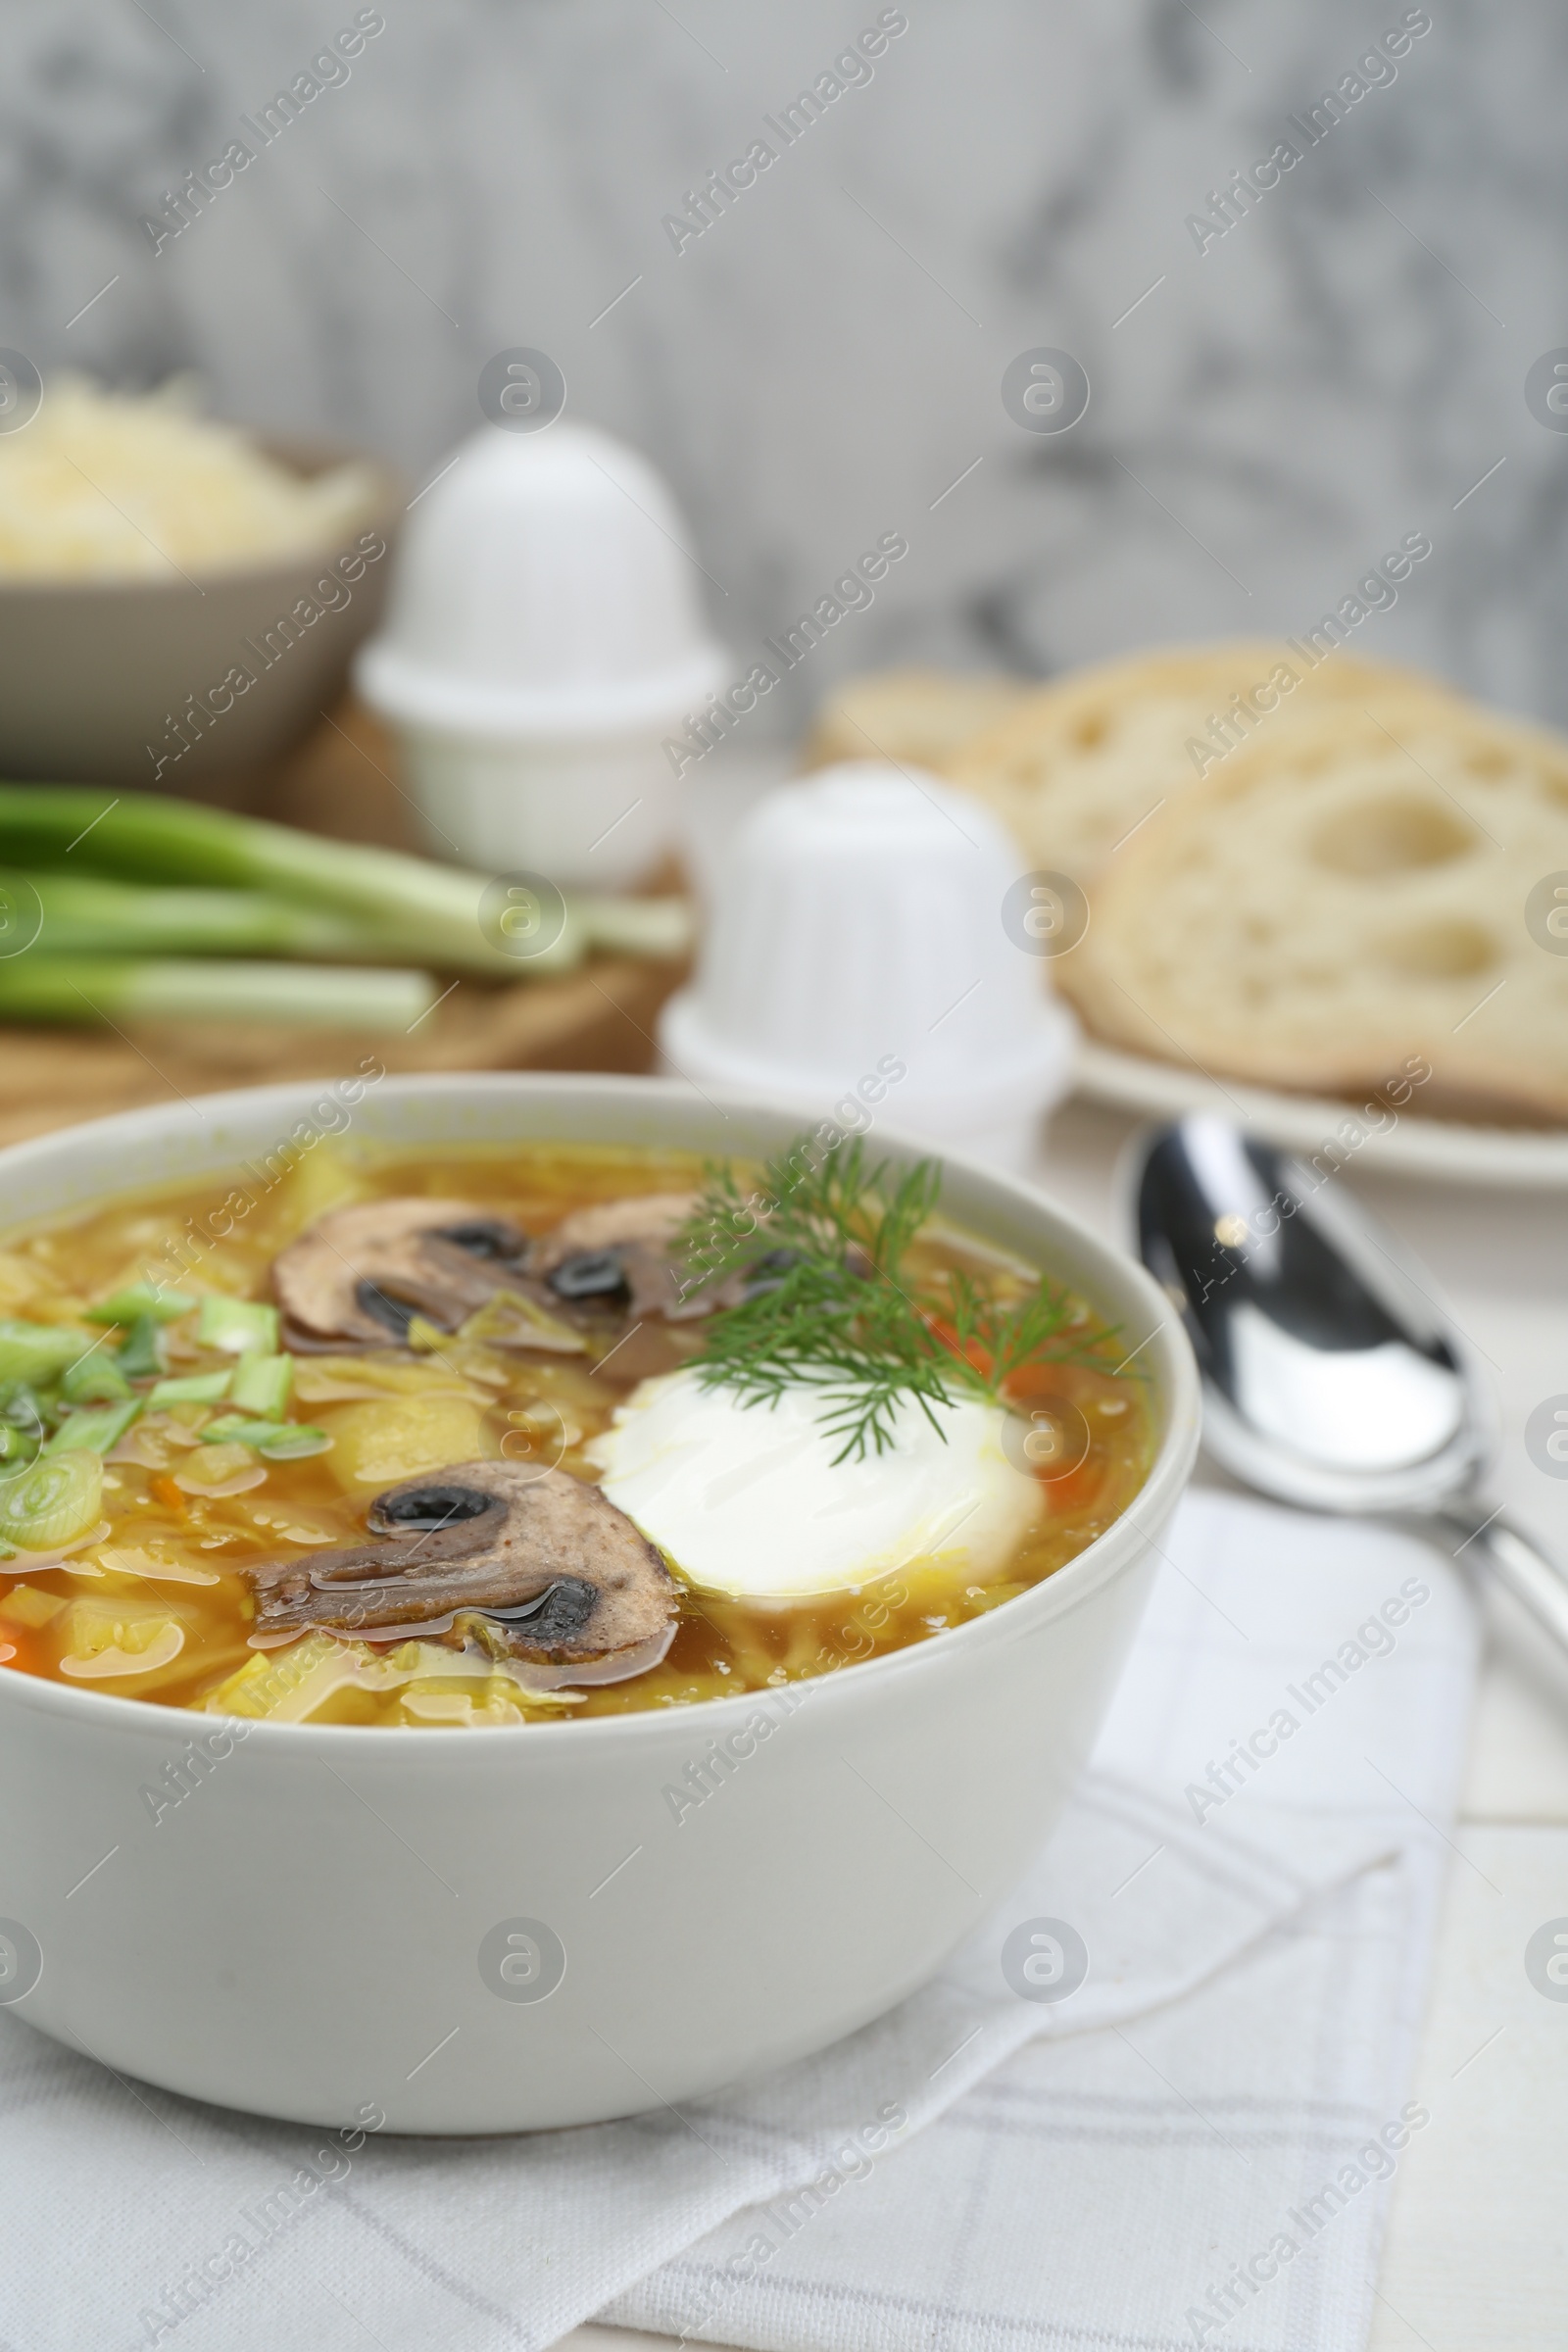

[0,374,383,583]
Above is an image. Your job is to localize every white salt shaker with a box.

[357,422,726,888]
[660,761,1078,1171]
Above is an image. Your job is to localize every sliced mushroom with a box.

[272,1199,536,1348]
[531,1191,754,1325]
[244,1459,678,1682]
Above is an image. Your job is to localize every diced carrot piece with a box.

[925,1316,994,1380]
[1038,1459,1104,1513]
[1003,1360,1075,1408]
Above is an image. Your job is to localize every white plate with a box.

[1074,1042,1568,1191]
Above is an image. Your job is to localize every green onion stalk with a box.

[0,788,579,976]
[0,790,693,976]
[7,868,693,966]
[0,956,437,1032]
[6,870,374,959]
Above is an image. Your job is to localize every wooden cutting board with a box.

[0,702,688,1149]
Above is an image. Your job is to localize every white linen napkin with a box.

[0,1491,1477,2352]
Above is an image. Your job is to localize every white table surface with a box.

[558,1096,1568,2352]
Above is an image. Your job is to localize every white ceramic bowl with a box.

[0,1076,1198,2133]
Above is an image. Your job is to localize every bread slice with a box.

[805,669,1032,772]
[949,640,1461,885]
[1058,703,1568,1123]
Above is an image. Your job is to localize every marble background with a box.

[3,0,1567,737]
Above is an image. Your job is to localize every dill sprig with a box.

[677,1134,1126,1462]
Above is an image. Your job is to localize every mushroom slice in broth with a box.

[530,1192,716,1323]
[272,1198,535,1348]
[531,1198,858,1326]
[244,1460,678,1682]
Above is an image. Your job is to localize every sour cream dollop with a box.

[591,1368,1040,1598]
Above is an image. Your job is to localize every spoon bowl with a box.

[1131,1114,1568,1661]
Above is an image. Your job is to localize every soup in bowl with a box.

[0,1076,1198,2131]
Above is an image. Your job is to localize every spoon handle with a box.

[1437,1503,1568,1656]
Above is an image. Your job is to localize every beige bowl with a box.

[0,440,403,800]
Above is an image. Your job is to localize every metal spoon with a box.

[1131,1114,1568,1657]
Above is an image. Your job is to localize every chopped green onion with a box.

[201,1415,330,1459]
[0,1449,103,1550]
[226,1351,293,1419]
[44,1398,141,1455]
[149,1370,232,1406]
[253,1423,330,1460]
[0,1425,37,1468]
[198,1412,262,1445]
[0,786,581,977]
[115,1314,166,1380]
[0,956,438,1033]
[60,1354,132,1405]
[86,1285,196,1327]
[0,1383,48,1441]
[0,1320,92,1387]
[198,1297,279,1356]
